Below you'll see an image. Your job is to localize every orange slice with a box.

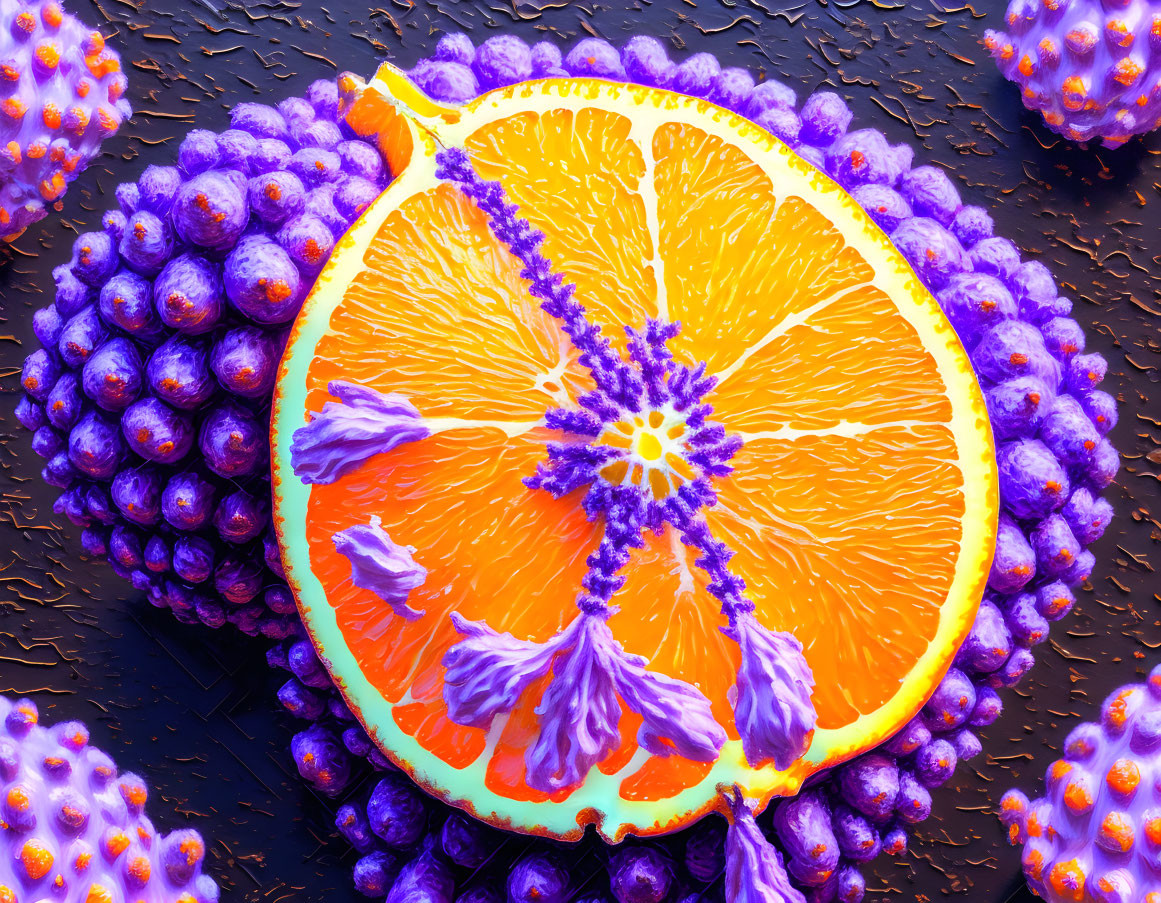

[271,66,997,842]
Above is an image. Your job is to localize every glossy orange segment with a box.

[284,75,994,830]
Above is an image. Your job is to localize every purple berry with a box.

[956,599,1012,674]
[799,92,853,146]
[850,185,912,235]
[1034,580,1076,622]
[950,205,993,246]
[832,805,881,862]
[161,471,216,531]
[211,326,281,399]
[914,738,957,788]
[198,401,265,478]
[989,513,1036,594]
[667,52,720,98]
[277,214,334,276]
[609,847,673,903]
[82,338,143,412]
[292,725,351,796]
[889,217,968,291]
[15,395,46,431]
[923,668,976,733]
[684,819,726,883]
[172,171,248,250]
[58,306,106,370]
[224,234,304,324]
[213,488,269,544]
[248,170,305,225]
[99,270,159,337]
[72,231,118,287]
[440,812,492,869]
[33,305,63,350]
[839,755,899,823]
[622,36,670,86]
[985,376,1052,442]
[938,273,1018,350]
[214,556,263,605]
[68,410,124,479]
[563,38,626,79]
[147,336,215,410]
[1004,592,1050,648]
[144,536,171,573]
[473,35,532,88]
[121,398,194,464]
[508,853,568,903]
[969,236,1021,280]
[998,439,1070,520]
[435,33,475,65]
[367,774,427,848]
[45,371,83,430]
[111,466,163,526]
[153,253,223,335]
[119,210,173,276]
[173,535,215,583]
[353,851,399,897]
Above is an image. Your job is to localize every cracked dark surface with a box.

[0,0,1158,900]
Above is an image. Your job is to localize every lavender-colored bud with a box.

[337,140,385,183]
[212,488,268,544]
[305,184,348,235]
[985,376,1052,442]
[1063,548,1096,585]
[1033,580,1075,623]
[1030,513,1082,580]
[949,728,982,762]
[1081,389,1117,436]
[69,410,124,479]
[755,107,801,146]
[899,166,960,226]
[263,585,295,616]
[199,401,266,478]
[883,716,931,757]
[111,466,163,526]
[894,769,932,824]
[825,129,899,189]
[119,210,173,276]
[294,119,343,152]
[458,888,504,903]
[882,826,908,857]
[153,253,223,336]
[473,35,532,88]
[343,725,374,758]
[224,234,303,325]
[33,306,63,351]
[44,450,80,488]
[609,847,673,903]
[336,803,377,854]
[1041,316,1085,362]
[333,516,426,620]
[211,326,280,399]
[173,536,215,583]
[109,525,144,569]
[915,738,957,788]
[55,266,92,319]
[58,306,106,369]
[1040,395,1100,473]
[82,337,143,412]
[15,396,46,432]
[248,170,306,226]
[710,67,756,113]
[408,60,479,105]
[889,217,968,291]
[989,647,1035,689]
[799,91,852,146]
[508,853,569,903]
[721,611,815,770]
[291,725,351,797]
[1087,438,1120,488]
[923,668,976,733]
[280,95,316,125]
[122,398,194,464]
[147,336,215,411]
[177,130,220,175]
[214,556,263,605]
[277,213,335,276]
[71,232,118,288]
[54,485,89,526]
[938,273,1017,350]
[973,320,1058,385]
[988,513,1036,594]
[262,530,286,580]
[968,685,1004,728]
[435,32,475,65]
[287,639,330,689]
[162,471,216,531]
[969,236,1021,280]
[172,171,248,250]
[84,485,116,524]
[1062,487,1113,546]
[956,599,1012,674]
[31,425,64,460]
[145,536,171,574]
[1010,261,1059,324]
[386,851,454,903]
[563,38,626,78]
[333,176,380,223]
[367,774,428,848]
[290,381,429,484]
[622,35,670,86]
[831,804,880,863]
[354,851,399,897]
[850,185,911,235]
[1065,352,1106,395]
[99,270,158,337]
[834,864,864,903]
[774,791,840,883]
[439,812,492,869]
[725,791,806,901]
[217,129,259,171]
[1006,587,1049,645]
[287,148,342,187]
[277,678,326,720]
[950,205,993,246]
[252,138,292,174]
[838,755,899,823]
[684,819,726,883]
[137,165,182,216]
[997,439,1070,520]
[669,54,724,100]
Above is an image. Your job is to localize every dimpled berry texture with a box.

[1000,665,1161,903]
[0,0,130,241]
[17,77,390,642]
[0,697,217,903]
[985,0,1161,147]
[15,34,1120,903]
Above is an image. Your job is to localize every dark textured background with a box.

[1,0,1158,900]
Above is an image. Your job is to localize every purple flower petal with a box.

[290,380,429,484]
[442,613,571,728]
[333,516,426,620]
[725,789,808,903]
[722,611,816,771]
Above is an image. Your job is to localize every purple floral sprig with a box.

[433,144,817,782]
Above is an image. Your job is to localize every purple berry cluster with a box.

[16,78,389,639]
[985,0,1161,148]
[0,0,130,242]
[1000,666,1161,903]
[0,696,217,903]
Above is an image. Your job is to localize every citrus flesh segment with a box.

[272,75,996,841]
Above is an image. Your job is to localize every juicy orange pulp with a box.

[273,70,996,840]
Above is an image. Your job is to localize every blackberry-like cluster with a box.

[985,0,1161,148]
[16,33,1119,903]
[0,696,216,903]
[1001,666,1161,903]
[0,0,130,241]
[16,78,389,639]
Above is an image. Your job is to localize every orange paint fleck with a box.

[1047,859,1085,901]
[21,840,54,880]
[1099,811,1135,852]
[1063,779,1093,813]
[1106,757,1140,796]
